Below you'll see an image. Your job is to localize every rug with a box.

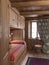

[26,57,49,65]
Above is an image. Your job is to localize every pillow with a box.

[9,40,24,44]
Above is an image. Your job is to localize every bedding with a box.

[9,40,26,61]
[9,40,25,44]
[10,44,25,61]
[9,40,26,48]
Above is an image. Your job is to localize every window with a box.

[32,22,37,38]
[28,21,40,39]
[32,22,40,39]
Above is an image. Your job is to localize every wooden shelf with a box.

[10,27,23,30]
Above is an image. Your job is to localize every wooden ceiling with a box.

[10,0,49,20]
[10,0,49,2]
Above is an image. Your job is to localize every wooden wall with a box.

[0,0,10,65]
[10,29,23,40]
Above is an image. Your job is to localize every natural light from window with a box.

[32,22,37,38]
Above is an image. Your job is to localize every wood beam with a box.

[11,1,49,7]
[10,0,49,2]
[22,15,38,17]
[25,15,49,20]
[16,6,49,12]
[20,11,49,15]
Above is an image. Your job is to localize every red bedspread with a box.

[9,40,26,61]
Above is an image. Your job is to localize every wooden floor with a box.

[21,51,49,65]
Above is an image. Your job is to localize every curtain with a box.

[37,19,49,53]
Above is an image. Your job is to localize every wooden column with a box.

[25,20,28,49]
[25,20,28,41]
[0,0,10,65]
[0,0,2,64]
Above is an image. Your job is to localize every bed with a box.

[9,40,27,65]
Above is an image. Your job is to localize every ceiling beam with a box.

[20,11,49,15]
[16,6,49,12]
[11,1,49,7]
[25,15,49,20]
[10,0,49,2]
[22,15,39,17]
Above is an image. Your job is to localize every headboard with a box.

[10,27,23,41]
